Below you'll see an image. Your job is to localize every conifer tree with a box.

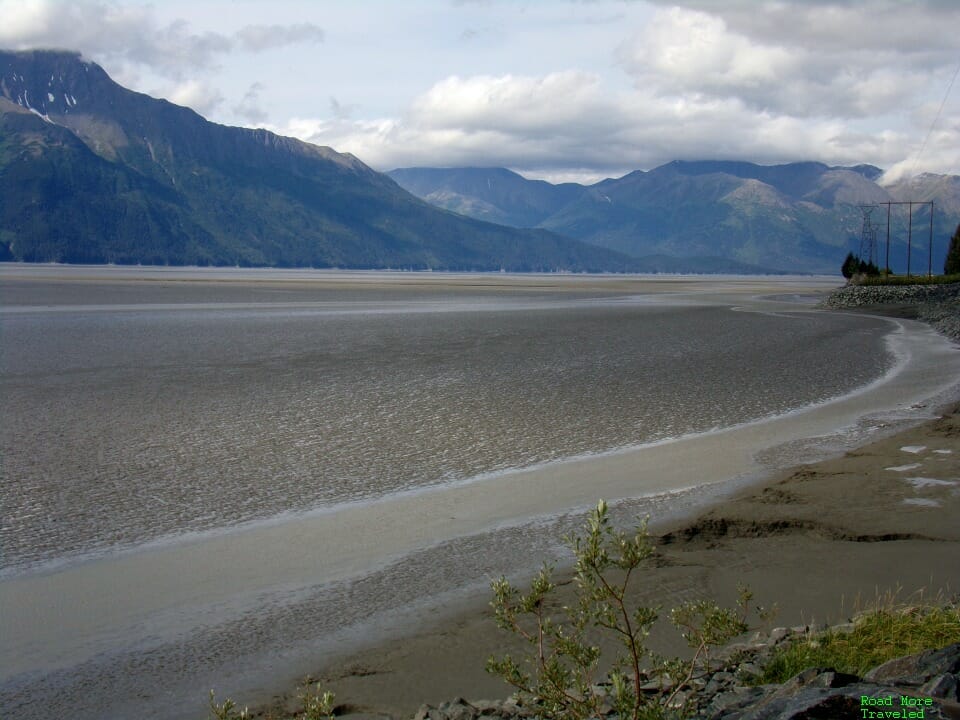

[945,223,960,275]
[841,252,858,279]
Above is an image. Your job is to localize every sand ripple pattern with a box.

[0,303,891,574]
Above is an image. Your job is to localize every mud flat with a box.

[259,404,960,720]
[1,270,958,720]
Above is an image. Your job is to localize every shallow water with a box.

[0,285,888,575]
[1,269,957,720]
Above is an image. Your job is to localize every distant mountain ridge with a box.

[0,49,638,271]
[5,50,956,275]
[388,163,960,274]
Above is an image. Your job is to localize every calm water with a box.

[1,269,927,720]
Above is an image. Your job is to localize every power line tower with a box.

[858,205,878,266]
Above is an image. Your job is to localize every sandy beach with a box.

[255,401,960,719]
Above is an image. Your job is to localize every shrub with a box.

[486,500,770,720]
[207,684,335,720]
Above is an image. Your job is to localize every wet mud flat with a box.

[1,268,957,720]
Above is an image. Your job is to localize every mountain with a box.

[0,50,638,272]
[388,162,960,274]
[386,167,584,228]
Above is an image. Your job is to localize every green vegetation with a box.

[757,594,960,684]
[486,500,771,720]
[208,684,335,720]
[946,222,960,275]
[856,273,960,286]
[841,251,880,279]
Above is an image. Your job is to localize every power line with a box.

[909,54,960,178]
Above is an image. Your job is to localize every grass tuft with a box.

[758,590,960,684]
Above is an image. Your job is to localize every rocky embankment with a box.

[411,622,960,720]
[819,282,960,342]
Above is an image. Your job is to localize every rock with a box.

[767,627,790,644]
[469,700,504,716]
[704,671,736,696]
[829,622,856,635]
[412,704,443,720]
[438,698,478,720]
[819,283,960,342]
[428,625,960,720]
[705,686,769,719]
[923,673,959,701]
[735,662,763,681]
[864,643,960,686]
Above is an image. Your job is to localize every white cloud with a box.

[2,0,958,182]
[233,23,325,53]
[409,72,621,133]
[275,72,892,178]
[616,4,949,120]
[265,2,960,182]
[168,80,224,117]
[0,1,324,80]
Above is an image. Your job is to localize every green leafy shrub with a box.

[486,500,770,720]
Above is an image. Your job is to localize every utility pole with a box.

[907,202,913,277]
[885,202,891,274]
[858,205,878,266]
[875,201,933,276]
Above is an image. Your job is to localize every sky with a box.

[1,0,959,184]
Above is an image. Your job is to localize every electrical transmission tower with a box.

[858,205,878,266]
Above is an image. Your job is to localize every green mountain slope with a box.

[387,167,585,227]
[0,50,638,271]
[388,161,960,274]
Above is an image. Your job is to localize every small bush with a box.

[486,500,771,720]
[208,691,250,720]
[207,684,335,720]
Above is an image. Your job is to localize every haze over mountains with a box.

[2,49,958,274]
[389,164,960,275]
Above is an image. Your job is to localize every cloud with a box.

[261,2,960,182]
[233,23,324,52]
[0,0,324,80]
[616,4,951,119]
[328,96,357,120]
[275,58,960,184]
[168,80,224,117]
[3,0,958,182]
[233,82,268,124]
[651,1,959,58]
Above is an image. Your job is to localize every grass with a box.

[757,591,960,684]
[856,273,960,286]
